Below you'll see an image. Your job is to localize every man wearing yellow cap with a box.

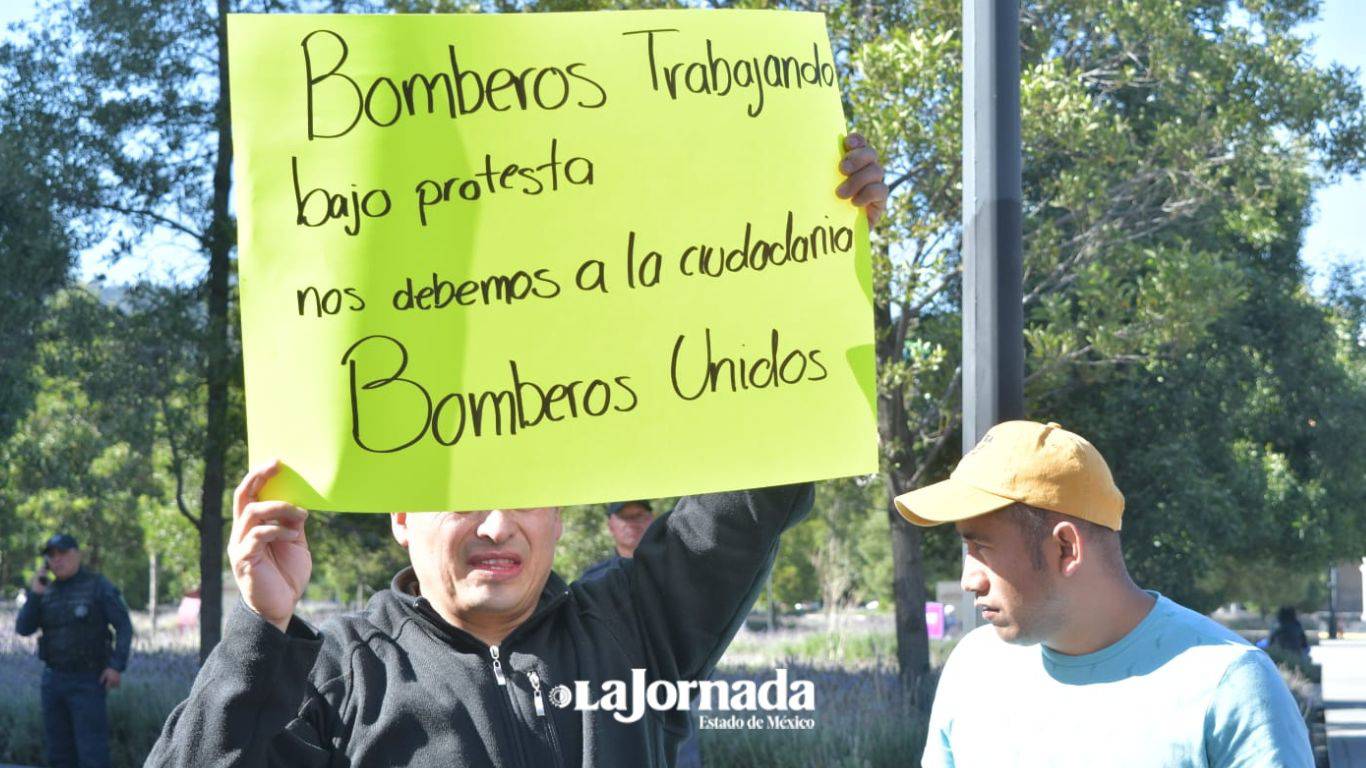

[898,420,1313,768]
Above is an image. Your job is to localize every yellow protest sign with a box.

[227,10,876,512]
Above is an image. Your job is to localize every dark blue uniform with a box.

[578,553,624,582]
[15,567,133,768]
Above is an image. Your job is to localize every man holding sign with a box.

[145,138,886,767]
[150,11,883,765]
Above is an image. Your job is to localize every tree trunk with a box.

[199,0,235,664]
[886,493,930,704]
[875,294,933,706]
[148,550,158,635]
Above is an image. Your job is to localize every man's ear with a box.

[391,512,410,549]
[1052,521,1083,577]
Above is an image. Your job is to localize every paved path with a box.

[1312,639,1366,767]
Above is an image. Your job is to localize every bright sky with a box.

[1,0,1362,289]
[0,2,28,29]
[1297,0,1366,291]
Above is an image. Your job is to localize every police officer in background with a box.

[580,500,655,582]
[15,533,134,768]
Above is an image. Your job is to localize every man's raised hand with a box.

[228,461,311,633]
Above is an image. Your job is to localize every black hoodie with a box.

[145,482,813,767]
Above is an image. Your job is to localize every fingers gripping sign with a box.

[229,460,312,632]
[836,132,888,226]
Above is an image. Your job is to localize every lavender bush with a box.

[721,615,959,670]
[0,608,199,767]
[700,663,936,768]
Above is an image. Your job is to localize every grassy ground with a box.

[701,664,931,768]
[0,606,933,768]
[721,611,959,669]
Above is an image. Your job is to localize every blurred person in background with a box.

[1266,605,1312,661]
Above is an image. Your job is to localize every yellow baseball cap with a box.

[894,420,1125,530]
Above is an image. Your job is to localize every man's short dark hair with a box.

[1004,503,1121,570]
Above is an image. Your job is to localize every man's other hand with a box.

[99,668,121,690]
[836,133,888,226]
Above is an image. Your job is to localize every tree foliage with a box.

[0,0,278,658]
[0,127,73,442]
[0,286,204,607]
[837,0,1366,685]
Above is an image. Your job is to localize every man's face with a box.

[956,511,1063,645]
[45,548,81,580]
[607,503,653,556]
[392,508,562,627]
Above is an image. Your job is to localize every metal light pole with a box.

[1328,565,1339,640]
[959,0,1024,631]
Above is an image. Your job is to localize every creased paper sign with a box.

[228,10,877,512]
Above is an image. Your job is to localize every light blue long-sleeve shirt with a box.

[923,592,1313,768]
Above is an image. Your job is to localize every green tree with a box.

[0,374,154,605]
[553,504,620,581]
[840,0,1365,697]
[0,285,206,608]
[770,513,821,608]
[0,0,296,659]
[0,126,72,445]
[307,512,410,606]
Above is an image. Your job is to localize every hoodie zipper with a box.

[410,590,575,767]
[487,645,531,768]
[527,669,546,716]
[488,588,573,767]
[489,644,508,686]
[491,646,567,767]
[528,670,567,767]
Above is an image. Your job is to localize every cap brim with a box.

[895,478,1018,527]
